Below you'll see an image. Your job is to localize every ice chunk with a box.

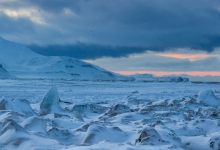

[83,125,106,144]
[71,103,108,114]
[126,96,147,105]
[48,127,72,144]
[0,119,29,146]
[0,99,9,110]
[75,122,96,132]
[40,86,61,115]
[0,111,26,123]
[198,90,220,108]
[104,104,131,117]
[0,119,59,148]
[140,135,170,145]
[73,111,84,122]
[135,127,169,145]
[70,104,90,113]
[22,116,47,134]
[12,99,35,116]
[83,125,126,144]
[0,99,35,116]
[209,134,220,149]
[156,128,181,147]
[1,119,29,135]
[152,99,168,106]
[54,113,70,119]
[136,127,161,143]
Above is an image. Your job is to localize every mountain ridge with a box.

[0,37,189,82]
[0,37,134,81]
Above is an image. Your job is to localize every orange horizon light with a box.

[156,53,217,61]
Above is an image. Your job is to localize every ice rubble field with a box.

[0,80,220,150]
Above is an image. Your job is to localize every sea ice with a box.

[39,86,61,115]
[0,99,35,116]
[21,116,47,134]
[104,104,131,117]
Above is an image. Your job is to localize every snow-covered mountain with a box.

[131,74,189,82]
[0,37,133,81]
[0,64,14,79]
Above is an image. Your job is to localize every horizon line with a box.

[114,71,220,77]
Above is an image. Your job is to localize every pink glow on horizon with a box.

[156,53,220,61]
[115,71,220,77]
[156,53,212,60]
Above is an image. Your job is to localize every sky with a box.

[0,0,220,81]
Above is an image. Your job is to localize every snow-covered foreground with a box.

[0,80,220,150]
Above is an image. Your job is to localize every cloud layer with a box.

[0,0,220,59]
[28,44,148,59]
[0,0,220,76]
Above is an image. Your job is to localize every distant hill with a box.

[131,74,189,82]
[0,37,190,82]
[0,37,133,81]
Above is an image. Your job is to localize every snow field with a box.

[0,80,220,149]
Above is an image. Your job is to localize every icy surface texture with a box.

[0,80,220,149]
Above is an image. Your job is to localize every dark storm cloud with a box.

[1,0,220,59]
[28,44,147,59]
[27,34,220,59]
[195,35,220,51]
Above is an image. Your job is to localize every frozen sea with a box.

[0,79,220,150]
